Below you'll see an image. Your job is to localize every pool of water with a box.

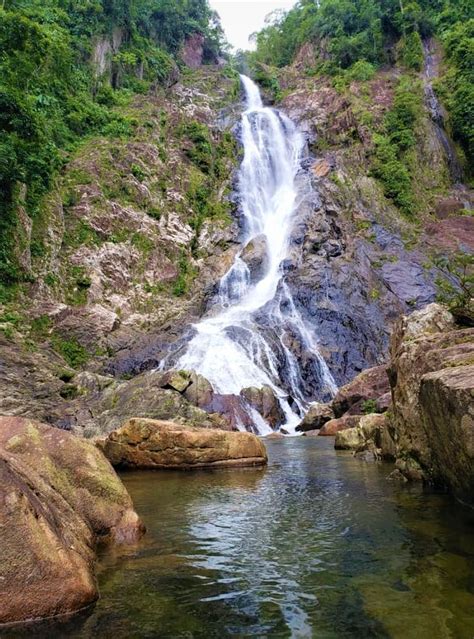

[7,438,474,638]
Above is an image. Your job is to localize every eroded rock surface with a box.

[388,304,474,498]
[0,416,144,625]
[101,418,268,469]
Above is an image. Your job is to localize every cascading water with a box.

[175,76,337,434]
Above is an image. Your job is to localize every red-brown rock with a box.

[319,415,361,436]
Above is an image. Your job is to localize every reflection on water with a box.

[4,438,474,639]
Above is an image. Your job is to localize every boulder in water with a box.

[319,415,361,436]
[296,402,334,432]
[0,416,144,625]
[101,418,268,469]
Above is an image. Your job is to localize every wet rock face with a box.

[240,386,286,429]
[101,418,268,469]
[388,304,474,499]
[241,235,270,283]
[283,165,439,386]
[0,416,144,625]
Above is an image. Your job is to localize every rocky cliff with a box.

[0,35,472,435]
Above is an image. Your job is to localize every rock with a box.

[419,365,474,497]
[312,158,332,178]
[302,429,321,437]
[0,416,144,625]
[354,442,379,462]
[68,370,231,437]
[296,402,334,432]
[359,413,386,440]
[183,371,214,408]
[101,418,268,469]
[335,427,363,450]
[240,385,285,429]
[331,365,390,417]
[375,392,392,413]
[388,303,474,498]
[241,235,269,284]
[265,432,285,439]
[334,414,389,456]
[159,370,192,393]
[181,33,205,69]
[319,415,361,436]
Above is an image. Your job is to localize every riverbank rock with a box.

[331,365,390,417]
[296,402,334,432]
[319,415,361,436]
[101,418,268,469]
[388,303,474,499]
[0,416,144,626]
[334,414,394,461]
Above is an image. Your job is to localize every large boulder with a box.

[101,418,268,469]
[388,303,474,499]
[319,415,361,436]
[334,414,393,458]
[296,402,334,432]
[331,365,390,417]
[0,416,144,625]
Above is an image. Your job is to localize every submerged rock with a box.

[0,416,144,626]
[102,418,268,470]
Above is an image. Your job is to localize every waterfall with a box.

[176,76,337,434]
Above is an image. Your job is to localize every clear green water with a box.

[6,438,474,638]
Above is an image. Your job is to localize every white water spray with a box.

[177,76,337,434]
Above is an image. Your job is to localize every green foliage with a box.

[173,250,191,296]
[438,19,474,172]
[399,31,424,70]
[180,120,214,171]
[347,60,376,82]
[361,399,378,415]
[371,77,422,215]
[0,0,224,283]
[51,334,89,368]
[433,252,474,323]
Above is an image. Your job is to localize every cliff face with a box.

[0,66,241,425]
[269,52,473,385]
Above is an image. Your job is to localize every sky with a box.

[209,1,297,51]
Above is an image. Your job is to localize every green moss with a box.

[51,334,89,369]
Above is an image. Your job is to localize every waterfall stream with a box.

[176,76,337,435]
